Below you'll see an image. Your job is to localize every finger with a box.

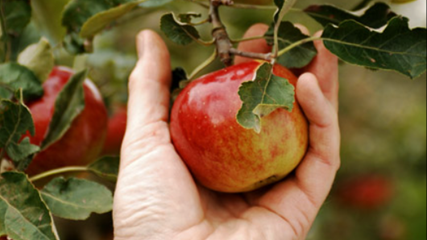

[295,73,341,206]
[246,73,340,235]
[235,23,270,65]
[122,30,172,166]
[303,31,339,110]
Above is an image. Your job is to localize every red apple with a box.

[23,66,108,176]
[170,61,308,192]
[101,105,127,156]
[336,175,394,210]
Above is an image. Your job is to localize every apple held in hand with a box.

[23,66,108,176]
[170,61,308,193]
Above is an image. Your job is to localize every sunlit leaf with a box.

[17,38,54,82]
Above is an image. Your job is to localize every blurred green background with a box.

[22,0,427,239]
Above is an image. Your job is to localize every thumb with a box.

[122,30,172,167]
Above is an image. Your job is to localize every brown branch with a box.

[229,48,273,61]
[210,0,233,66]
[209,0,273,66]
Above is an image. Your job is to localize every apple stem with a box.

[29,166,89,182]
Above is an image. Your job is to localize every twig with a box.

[210,0,233,66]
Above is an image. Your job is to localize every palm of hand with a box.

[115,125,315,240]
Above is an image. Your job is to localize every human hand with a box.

[113,24,340,240]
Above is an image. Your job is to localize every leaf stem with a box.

[188,50,217,80]
[29,166,89,182]
[230,35,266,43]
[273,0,297,61]
[277,35,321,57]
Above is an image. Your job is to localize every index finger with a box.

[234,23,271,65]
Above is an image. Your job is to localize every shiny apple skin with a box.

[170,61,308,193]
[24,66,108,176]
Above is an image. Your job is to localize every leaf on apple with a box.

[88,156,119,182]
[305,2,397,28]
[0,0,31,36]
[17,38,54,83]
[322,16,427,79]
[40,70,87,150]
[0,172,59,240]
[0,63,43,100]
[264,21,317,68]
[40,177,113,220]
[0,93,39,165]
[160,13,201,45]
[237,62,295,133]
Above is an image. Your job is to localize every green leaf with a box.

[322,16,427,79]
[62,0,144,37]
[236,63,295,133]
[40,70,87,150]
[265,21,317,68]
[0,0,31,36]
[0,63,43,101]
[80,1,145,38]
[88,156,119,182]
[17,38,54,83]
[0,172,58,240]
[304,2,397,28]
[5,137,39,164]
[63,32,86,55]
[40,177,113,220]
[0,98,35,149]
[62,0,115,34]
[160,13,200,45]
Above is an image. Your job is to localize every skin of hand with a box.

[113,24,340,240]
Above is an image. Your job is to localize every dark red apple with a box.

[170,61,308,192]
[23,66,108,176]
[101,105,127,156]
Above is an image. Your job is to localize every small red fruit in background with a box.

[170,61,308,193]
[101,105,127,156]
[23,66,108,176]
[336,175,394,210]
